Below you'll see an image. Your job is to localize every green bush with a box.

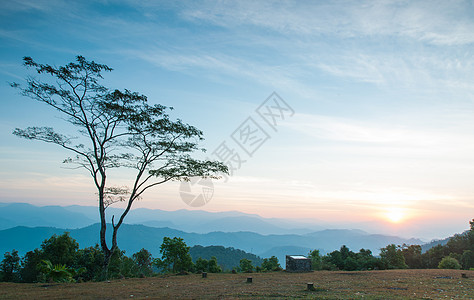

[261,256,281,272]
[438,256,461,269]
[0,250,21,282]
[380,244,408,269]
[39,260,85,282]
[75,245,105,281]
[461,250,474,270]
[239,258,254,273]
[208,256,222,273]
[133,248,154,277]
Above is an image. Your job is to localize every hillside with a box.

[189,245,263,271]
[0,223,423,265]
[0,202,322,234]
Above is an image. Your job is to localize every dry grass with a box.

[1,269,473,299]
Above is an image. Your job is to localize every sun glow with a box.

[385,208,405,223]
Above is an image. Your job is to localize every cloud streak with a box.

[181,0,474,46]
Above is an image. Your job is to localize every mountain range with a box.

[0,202,324,235]
[0,202,425,265]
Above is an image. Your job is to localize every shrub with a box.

[438,256,461,269]
[39,260,85,282]
[75,245,105,281]
[0,250,21,282]
[239,258,254,273]
[261,256,281,272]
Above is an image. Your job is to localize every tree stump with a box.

[247,277,252,283]
[202,272,207,278]
[307,282,315,291]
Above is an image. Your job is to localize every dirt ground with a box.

[1,269,473,299]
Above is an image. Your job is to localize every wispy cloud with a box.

[180,0,474,46]
[122,48,320,98]
[284,112,474,146]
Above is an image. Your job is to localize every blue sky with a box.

[1,0,474,239]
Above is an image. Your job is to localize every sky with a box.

[1,0,474,240]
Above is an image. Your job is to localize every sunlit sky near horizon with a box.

[1,0,474,240]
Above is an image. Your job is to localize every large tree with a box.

[156,237,194,273]
[11,56,227,275]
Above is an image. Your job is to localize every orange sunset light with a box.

[384,207,406,223]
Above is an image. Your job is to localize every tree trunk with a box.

[98,180,112,279]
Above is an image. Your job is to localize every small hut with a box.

[285,255,312,272]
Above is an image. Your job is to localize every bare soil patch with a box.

[1,269,473,299]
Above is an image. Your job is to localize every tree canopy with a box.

[156,237,194,273]
[11,56,228,275]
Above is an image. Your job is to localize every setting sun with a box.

[385,208,405,223]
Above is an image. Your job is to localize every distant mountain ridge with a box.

[0,202,323,235]
[1,202,442,265]
[0,203,95,230]
[0,222,423,266]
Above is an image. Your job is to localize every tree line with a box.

[1,219,472,283]
[0,235,275,283]
[309,219,474,271]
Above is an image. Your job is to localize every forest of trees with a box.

[1,219,472,283]
[309,219,474,271]
[190,245,263,271]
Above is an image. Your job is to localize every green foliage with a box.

[0,250,21,282]
[380,244,408,269]
[419,219,474,269]
[354,249,381,271]
[156,237,194,273]
[445,233,470,255]
[469,219,474,251]
[75,245,105,281]
[320,257,338,271]
[41,232,79,266]
[119,255,140,278]
[20,249,43,282]
[461,250,474,270]
[438,256,461,269]
[208,256,222,273]
[20,232,80,282]
[195,257,209,273]
[190,245,262,271]
[19,233,156,282]
[401,244,423,269]
[133,248,154,277]
[308,249,322,271]
[107,248,135,279]
[39,260,85,283]
[261,256,281,272]
[195,256,222,273]
[77,246,153,280]
[325,245,354,270]
[239,258,254,273]
[320,245,381,271]
[421,244,448,269]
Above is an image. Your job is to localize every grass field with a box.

[1,269,473,299]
